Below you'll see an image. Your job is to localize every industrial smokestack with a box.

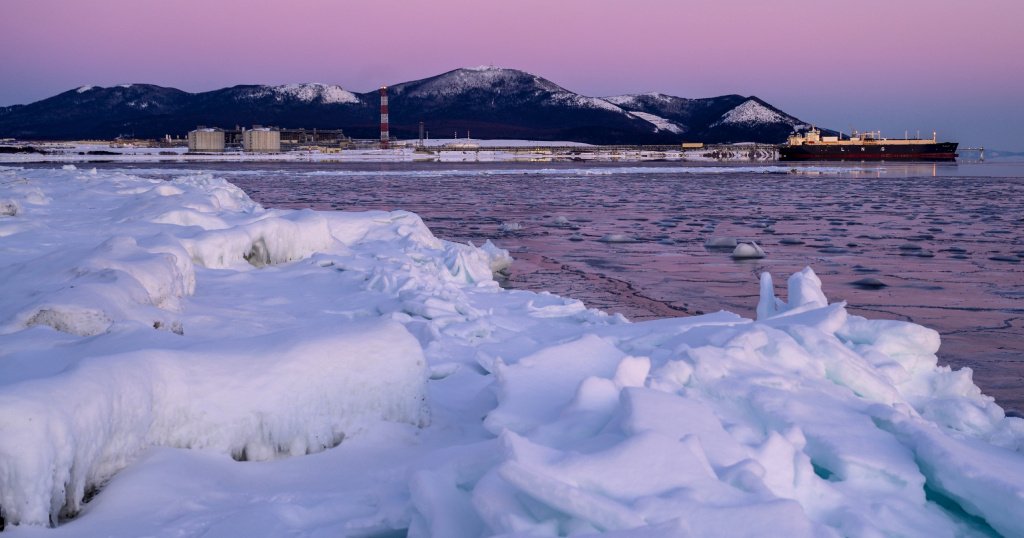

[379,86,389,150]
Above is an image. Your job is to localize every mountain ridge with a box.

[0,68,818,144]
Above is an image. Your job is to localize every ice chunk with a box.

[484,334,625,434]
[879,413,1024,538]
[732,241,765,259]
[756,272,784,320]
[0,198,18,216]
[478,239,512,274]
[619,387,747,468]
[851,277,887,289]
[599,233,638,243]
[786,267,829,312]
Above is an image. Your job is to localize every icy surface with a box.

[1,166,1023,536]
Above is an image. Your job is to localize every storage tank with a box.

[243,127,281,153]
[187,128,225,152]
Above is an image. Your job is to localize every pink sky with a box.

[2,0,1023,149]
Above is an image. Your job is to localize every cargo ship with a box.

[779,128,958,161]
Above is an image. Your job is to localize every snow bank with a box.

[1,165,1022,536]
[0,322,427,526]
[0,167,467,526]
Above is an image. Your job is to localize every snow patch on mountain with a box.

[605,93,674,107]
[237,83,359,104]
[76,86,95,94]
[404,67,563,99]
[275,83,359,104]
[629,111,685,134]
[549,93,626,114]
[400,67,627,114]
[713,99,787,126]
[604,95,637,106]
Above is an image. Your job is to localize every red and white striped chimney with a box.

[379,86,389,149]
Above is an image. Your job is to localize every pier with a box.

[958,147,985,161]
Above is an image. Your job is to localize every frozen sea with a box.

[47,160,1024,413]
[4,162,1024,535]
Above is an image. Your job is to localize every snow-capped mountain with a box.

[381,67,662,143]
[229,83,360,105]
[606,92,813,143]
[0,69,819,143]
[393,66,621,114]
[712,99,788,126]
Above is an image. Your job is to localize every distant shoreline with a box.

[0,140,779,164]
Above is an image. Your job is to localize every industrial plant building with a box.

[242,127,281,152]
[187,128,225,152]
[188,125,350,152]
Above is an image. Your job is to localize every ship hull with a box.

[779,142,958,161]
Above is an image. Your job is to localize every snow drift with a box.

[1,166,1022,536]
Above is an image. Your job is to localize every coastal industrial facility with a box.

[187,126,351,153]
[12,87,976,161]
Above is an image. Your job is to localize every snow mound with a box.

[713,99,788,126]
[466,268,1024,536]
[0,321,428,526]
[1,167,509,526]
[2,166,1022,536]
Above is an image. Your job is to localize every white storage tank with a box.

[243,127,281,153]
[187,128,225,152]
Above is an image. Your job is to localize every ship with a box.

[779,128,958,161]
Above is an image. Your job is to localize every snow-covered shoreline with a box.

[1,165,1022,536]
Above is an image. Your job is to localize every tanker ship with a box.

[779,128,957,161]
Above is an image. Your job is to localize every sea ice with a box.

[704,236,738,248]
[1,166,1022,537]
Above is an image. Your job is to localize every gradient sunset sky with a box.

[2,0,1023,150]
